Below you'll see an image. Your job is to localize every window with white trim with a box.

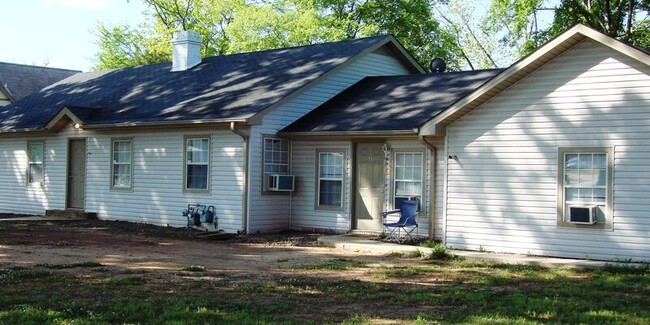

[27,141,44,184]
[264,137,289,175]
[184,137,210,192]
[317,150,344,209]
[111,139,133,189]
[263,137,290,192]
[394,152,423,209]
[558,147,612,229]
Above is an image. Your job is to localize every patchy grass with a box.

[181,265,206,272]
[300,258,368,270]
[36,262,104,269]
[1,239,33,245]
[0,259,648,324]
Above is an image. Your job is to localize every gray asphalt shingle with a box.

[0,36,390,131]
[0,62,79,101]
[281,69,503,133]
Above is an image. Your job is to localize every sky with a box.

[0,0,147,72]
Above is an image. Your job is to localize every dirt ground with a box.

[0,219,416,278]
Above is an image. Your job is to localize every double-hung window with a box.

[394,152,423,210]
[111,139,133,189]
[185,137,210,192]
[263,137,290,191]
[317,150,344,209]
[558,148,612,228]
[27,141,44,185]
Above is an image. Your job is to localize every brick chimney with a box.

[171,30,202,72]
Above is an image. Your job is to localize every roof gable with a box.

[420,24,650,136]
[0,36,421,132]
[280,69,501,136]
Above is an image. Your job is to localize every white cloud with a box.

[43,0,111,10]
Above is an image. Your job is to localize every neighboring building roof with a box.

[280,69,502,135]
[0,62,79,102]
[0,35,421,132]
[420,24,650,136]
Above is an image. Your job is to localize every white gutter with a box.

[230,122,249,234]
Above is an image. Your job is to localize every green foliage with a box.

[486,0,650,56]
[427,243,455,260]
[92,0,464,71]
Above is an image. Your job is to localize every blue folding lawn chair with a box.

[380,200,419,243]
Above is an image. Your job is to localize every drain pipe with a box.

[230,122,249,234]
[418,134,437,240]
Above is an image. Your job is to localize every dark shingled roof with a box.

[0,62,79,101]
[0,35,394,131]
[280,69,503,134]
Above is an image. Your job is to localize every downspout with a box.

[230,122,249,234]
[419,134,436,240]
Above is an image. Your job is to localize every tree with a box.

[92,0,464,71]
[485,0,650,56]
[547,0,650,47]
[432,0,511,70]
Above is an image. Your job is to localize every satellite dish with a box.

[429,58,446,73]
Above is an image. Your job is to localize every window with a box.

[263,137,290,192]
[184,137,210,192]
[264,137,289,174]
[27,141,44,184]
[394,152,423,209]
[558,147,613,229]
[317,151,344,209]
[111,139,133,189]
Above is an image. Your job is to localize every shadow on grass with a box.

[0,259,649,324]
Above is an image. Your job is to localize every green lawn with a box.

[1,257,648,324]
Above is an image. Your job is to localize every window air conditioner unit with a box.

[268,174,294,191]
[568,205,598,224]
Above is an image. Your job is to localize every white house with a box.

[1,25,648,261]
[0,31,421,234]
[419,25,650,261]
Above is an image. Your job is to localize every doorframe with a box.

[351,140,386,231]
[66,138,87,210]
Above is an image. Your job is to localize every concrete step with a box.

[45,210,97,220]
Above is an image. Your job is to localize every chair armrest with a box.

[379,209,401,218]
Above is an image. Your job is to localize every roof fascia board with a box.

[83,117,249,130]
[278,130,416,138]
[248,36,425,125]
[419,24,650,136]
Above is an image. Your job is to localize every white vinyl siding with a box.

[444,39,650,261]
[317,150,345,210]
[0,125,83,215]
[247,50,412,232]
[85,129,244,232]
[0,124,244,233]
[290,141,352,231]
